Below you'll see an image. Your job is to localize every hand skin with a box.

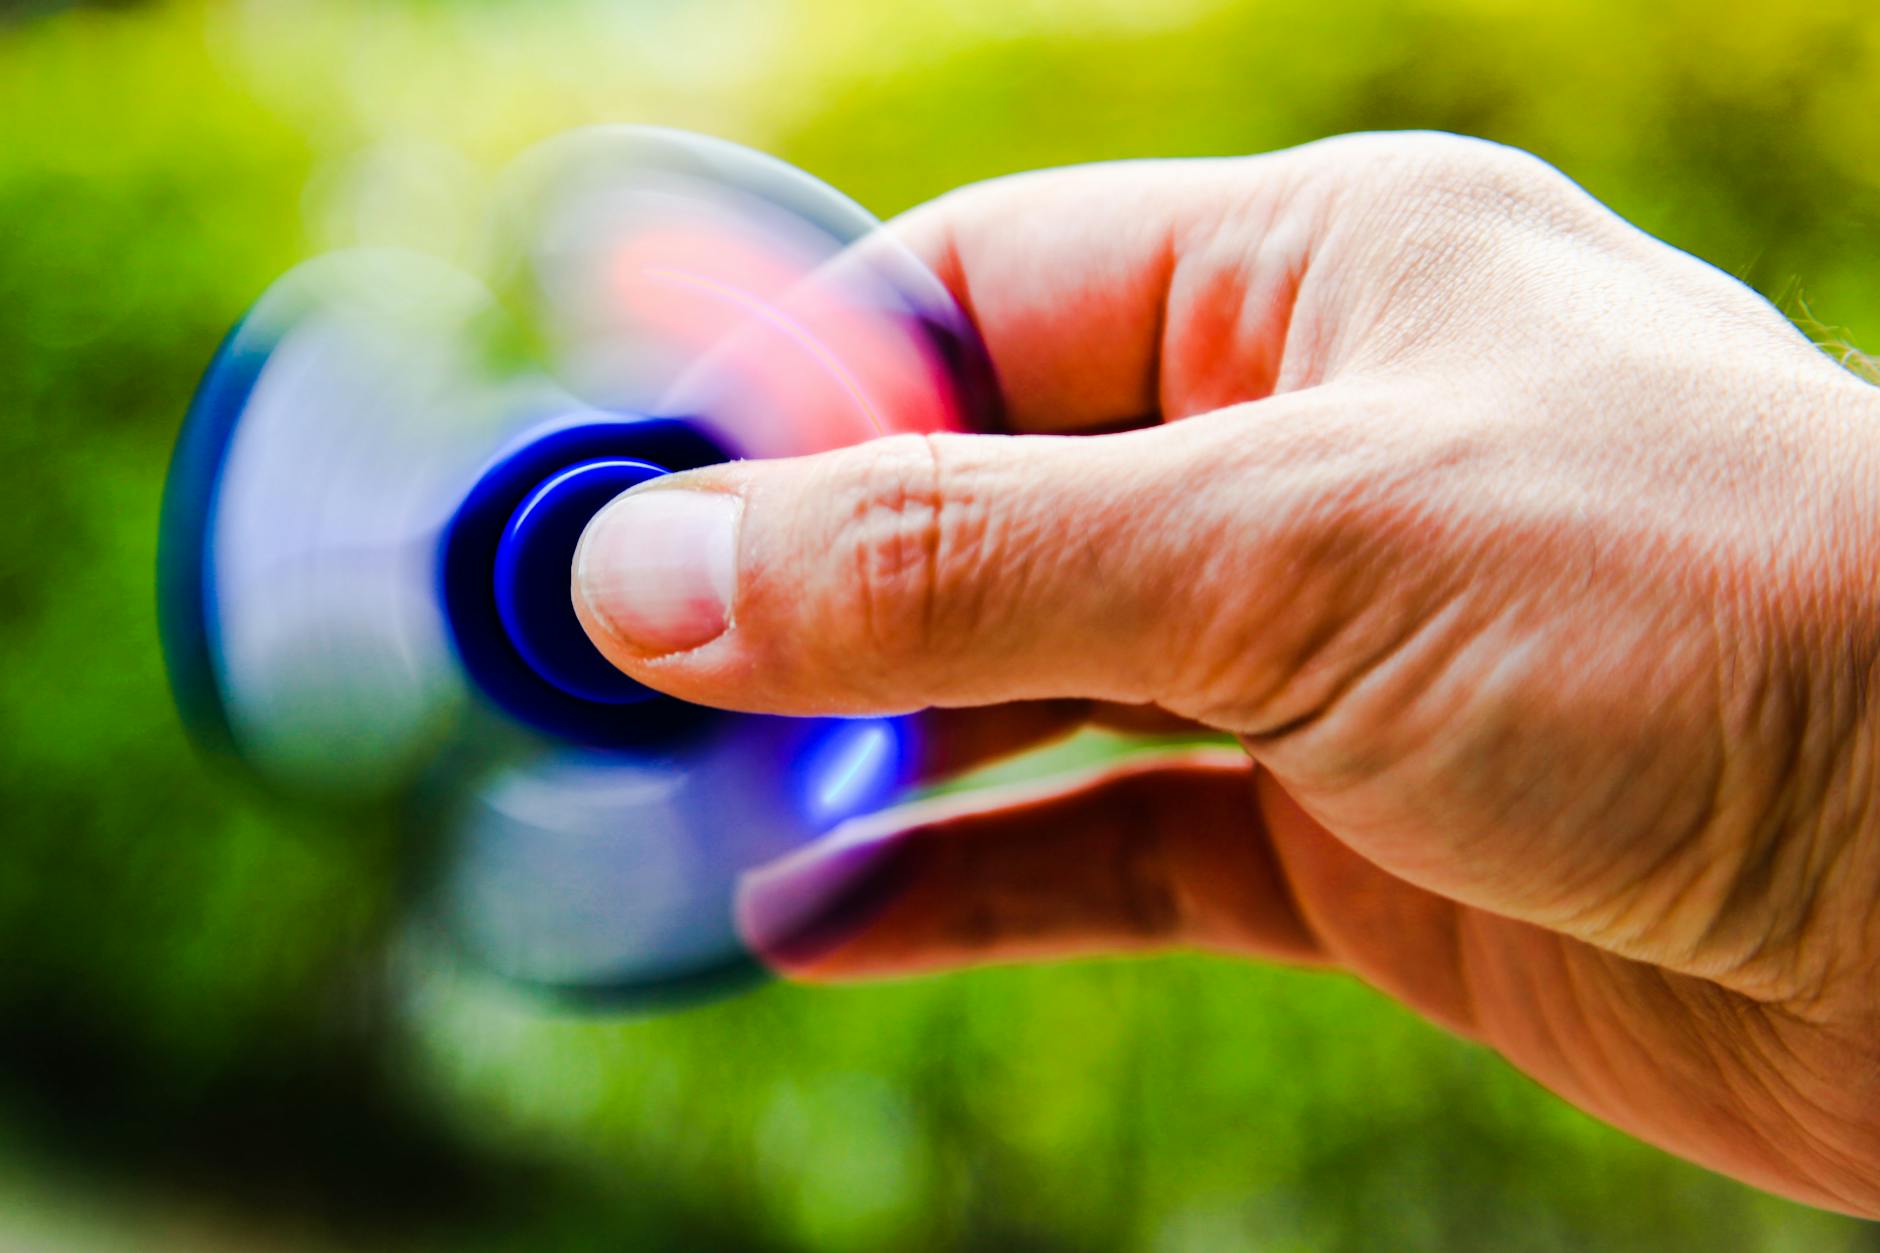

[572,132,1880,1214]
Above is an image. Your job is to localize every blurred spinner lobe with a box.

[157,127,995,1008]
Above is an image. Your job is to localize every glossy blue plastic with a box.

[439,418,728,750]
[493,457,669,705]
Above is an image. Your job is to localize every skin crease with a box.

[572,133,1880,1214]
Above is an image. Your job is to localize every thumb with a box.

[571,403,1334,718]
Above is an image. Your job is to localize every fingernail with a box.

[576,487,740,654]
[736,829,917,971]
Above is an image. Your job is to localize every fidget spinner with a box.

[158,128,995,1006]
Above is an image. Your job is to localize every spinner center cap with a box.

[494,457,668,705]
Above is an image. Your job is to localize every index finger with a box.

[884,149,1322,432]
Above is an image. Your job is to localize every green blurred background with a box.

[3,0,1879,1248]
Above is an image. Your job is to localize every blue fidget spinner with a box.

[158,128,995,1007]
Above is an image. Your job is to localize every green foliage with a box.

[1,1,1877,1248]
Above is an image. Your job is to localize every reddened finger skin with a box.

[736,753,1319,980]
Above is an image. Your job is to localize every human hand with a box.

[571,132,1880,1213]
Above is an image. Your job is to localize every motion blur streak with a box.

[641,264,889,436]
[158,129,984,1009]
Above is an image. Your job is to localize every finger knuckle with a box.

[825,433,982,684]
[1316,131,1595,241]
[1398,133,1594,234]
